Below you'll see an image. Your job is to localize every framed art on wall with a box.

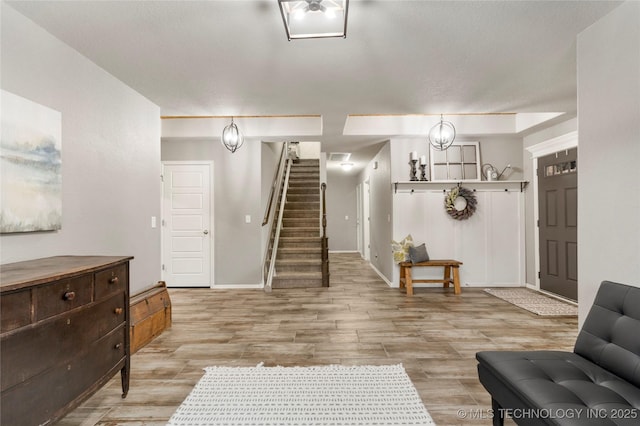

[1,90,62,233]
[430,141,481,181]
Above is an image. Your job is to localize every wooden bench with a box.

[399,259,463,296]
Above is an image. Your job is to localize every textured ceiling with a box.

[6,0,621,161]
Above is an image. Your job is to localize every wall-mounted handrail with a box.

[321,182,329,287]
[263,143,288,226]
[264,160,292,292]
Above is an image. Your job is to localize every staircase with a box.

[272,159,324,289]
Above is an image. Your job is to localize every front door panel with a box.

[538,149,577,300]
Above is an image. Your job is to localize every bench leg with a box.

[443,265,451,289]
[399,265,406,289]
[452,266,461,295]
[405,267,413,296]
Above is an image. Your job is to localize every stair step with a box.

[287,187,319,194]
[283,209,320,218]
[290,172,319,178]
[287,194,320,202]
[285,201,319,210]
[283,217,319,227]
[280,227,320,237]
[271,272,323,289]
[276,259,322,273]
[278,237,322,248]
[277,247,322,258]
[288,179,320,186]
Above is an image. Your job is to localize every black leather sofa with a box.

[476,281,640,425]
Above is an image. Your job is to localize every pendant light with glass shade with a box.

[429,115,456,151]
[221,117,244,153]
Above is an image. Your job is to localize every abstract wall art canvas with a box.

[1,90,62,233]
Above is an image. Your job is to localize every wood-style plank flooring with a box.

[59,253,578,425]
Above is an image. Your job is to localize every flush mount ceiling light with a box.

[221,117,244,153]
[429,114,456,151]
[341,162,354,171]
[278,0,349,41]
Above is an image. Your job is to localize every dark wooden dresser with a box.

[1,255,133,426]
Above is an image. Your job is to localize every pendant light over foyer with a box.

[429,115,456,151]
[221,117,244,153]
[278,0,349,41]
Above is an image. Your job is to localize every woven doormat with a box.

[168,363,435,425]
[484,288,577,316]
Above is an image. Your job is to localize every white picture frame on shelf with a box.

[430,141,481,181]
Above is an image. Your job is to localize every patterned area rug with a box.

[168,363,435,426]
[484,288,577,316]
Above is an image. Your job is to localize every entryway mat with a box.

[484,288,577,316]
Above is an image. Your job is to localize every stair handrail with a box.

[264,158,292,292]
[321,182,329,287]
[263,143,288,226]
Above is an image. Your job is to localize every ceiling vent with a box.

[329,152,351,162]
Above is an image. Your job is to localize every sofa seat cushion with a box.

[477,350,640,425]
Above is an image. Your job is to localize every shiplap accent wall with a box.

[392,188,525,288]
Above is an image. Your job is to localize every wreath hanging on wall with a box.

[445,187,477,220]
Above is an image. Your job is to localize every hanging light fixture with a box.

[278,0,349,41]
[429,114,456,151]
[221,117,244,153]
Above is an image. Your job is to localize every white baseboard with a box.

[368,262,393,287]
[211,283,264,289]
[329,250,360,253]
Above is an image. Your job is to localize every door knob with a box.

[203,230,209,235]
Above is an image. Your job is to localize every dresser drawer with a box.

[1,290,32,332]
[1,325,126,426]
[1,292,126,391]
[95,264,127,300]
[35,274,93,321]
[1,256,132,426]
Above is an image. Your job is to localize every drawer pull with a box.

[114,307,123,315]
[114,343,122,349]
[109,277,119,285]
[63,291,76,301]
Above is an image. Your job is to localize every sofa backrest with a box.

[574,281,640,387]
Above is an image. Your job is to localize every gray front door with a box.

[538,148,578,301]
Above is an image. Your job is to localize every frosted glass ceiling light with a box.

[221,117,244,153]
[429,115,456,151]
[341,162,353,171]
[278,0,349,41]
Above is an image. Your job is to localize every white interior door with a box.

[162,162,213,287]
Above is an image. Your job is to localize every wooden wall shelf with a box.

[394,180,529,193]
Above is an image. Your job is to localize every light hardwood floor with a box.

[59,253,578,426]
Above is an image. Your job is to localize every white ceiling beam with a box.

[161,115,323,138]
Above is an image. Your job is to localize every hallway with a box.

[60,253,578,425]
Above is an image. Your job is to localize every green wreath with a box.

[445,187,477,220]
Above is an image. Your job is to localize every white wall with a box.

[0,4,162,294]
[161,138,263,286]
[577,1,640,324]
[388,137,525,288]
[358,142,394,281]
